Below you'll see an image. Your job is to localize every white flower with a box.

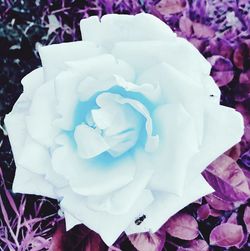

[5,13,243,246]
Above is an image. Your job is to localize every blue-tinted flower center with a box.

[72,91,159,160]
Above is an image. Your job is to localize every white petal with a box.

[147,104,199,195]
[51,143,136,196]
[94,92,144,156]
[186,104,244,184]
[39,41,103,80]
[53,70,81,130]
[78,73,160,105]
[67,54,135,83]
[86,164,154,215]
[137,63,204,104]
[5,92,57,199]
[96,93,159,154]
[21,67,44,100]
[203,76,221,104]
[77,76,107,102]
[45,167,68,190]
[126,175,214,235]
[60,187,154,246]
[114,75,162,103]
[4,97,29,160]
[112,39,211,77]
[74,124,109,159]
[80,13,175,50]
[13,165,57,199]
[138,63,205,144]
[26,80,59,147]
[64,211,82,230]
[91,108,113,130]
[17,136,51,175]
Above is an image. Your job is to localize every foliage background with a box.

[0,0,250,250]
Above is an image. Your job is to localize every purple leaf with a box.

[225,144,241,161]
[48,221,65,251]
[239,70,250,84]
[244,125,250,145]
[197,203,222,220]
[226,213,238,225]
[243,206,250,234]
[211,70,234,87]
[235,233,249,249]
[197,204,210,221]
[192,22,215,38]
[49,221,107,251]
[156,0,187,15]
[208,56,234,87]
[208,38,233,58]
[208,55,233,72]
[205,194,235,211]
[241,149,250,168]
[179,16,193,37]
[209,209,222,217]
[242,168,250,191]
[189,37,205,51]
[209,223,244,248]
[85,231,107,251]
[193,198,202,205]
[235,83,250,102]
[177,239,209,251]
[165,213,199,240]
[203,155,250,202]
[236,103,250,126]
[108,247,122,251]
[128,229,166,251]
[233,43,248,70]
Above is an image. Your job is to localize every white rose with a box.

[5,13,243,245]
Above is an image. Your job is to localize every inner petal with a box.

[73,91,159,160]
[96,93,159,155]
[74,124,109,159]
[92,93,143,157]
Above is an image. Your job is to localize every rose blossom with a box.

[5,13,243,245]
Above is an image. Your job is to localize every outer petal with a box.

[138,63,211,145]
[17,136,51,175]
[112,40,211,78]
[137,63,204,104]
[21,67,44,100]
[80,13,175,49]
[13,165,57,199]
[203,76,221,104]
[143,104,199,195]
[53,70,82,130]
[51,139,136,196]
[5,96,30,161]
[74,124,110,159]
[85,163,154,215]
[39,41,104,80]
[26,80,59,147]
[67,54,135,82]
[4,96,57,198]
[95,92,158,155]
[125,175,214,235]
[186,104,244,184]
[59,187,154,246]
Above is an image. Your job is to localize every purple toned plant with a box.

[209,223,244,248]
[0,0,250,250]
[0,169,59,250]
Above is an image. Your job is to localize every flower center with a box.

[74,92,159,159]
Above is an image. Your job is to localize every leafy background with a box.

[0,0,250,250]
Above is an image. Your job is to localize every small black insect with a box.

[135,214,146,225]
